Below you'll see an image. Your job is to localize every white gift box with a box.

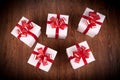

[66,41,95,69]
[77,8,105,38]
[46,13,69,39]
[11,16,41,47]
[27,43,57,72]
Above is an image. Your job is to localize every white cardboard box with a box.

[11,16,41,47]
[66,41,95,69]
[77,8,105,38]
[28,43,57,72]
[46,13,69,39]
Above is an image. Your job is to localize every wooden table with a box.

[0,0,120,80]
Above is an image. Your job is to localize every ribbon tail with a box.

[27,20,32,24]
[69,56,75,61]
[17,34,22,39]
[27,31,38,41]
[47,21,53,24]
[83,25,91,34]
[57,14,60,20]
[32,51,39,55]
[55,27,59,39]
[86,49,91,52]
[43,46,48,53]
[36,61,41,68]
[47,58,54,63]
[82,58,88,65]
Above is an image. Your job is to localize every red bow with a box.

[82,11,102,34]
[47,14,68,38]
[16,20,38,40]
[32,46,53,68]
[69,43,90,65]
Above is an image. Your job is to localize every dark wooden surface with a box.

[0,0,120,80]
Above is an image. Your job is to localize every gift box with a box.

[66,41,95,69]
[27,43,57,72]
[46,13,69,39]
[77,8,105,38]
[11,16,41,47]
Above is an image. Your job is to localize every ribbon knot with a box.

[87,12,100,28]
[82,11,102,34]
[89,12,100,20]
[47,14,68,38]
[32,46,53,68]
[48,15,67,29]
[17,20,33,37]
[69,43,90,65]
[35,48,50,66]
[16,20,38,40]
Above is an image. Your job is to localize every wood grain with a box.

[0,0,120,80]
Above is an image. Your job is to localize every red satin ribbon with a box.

[47,14,68,39]
[16,20,38,40]
[32,46,53,68]
[82,11,102,34]
[69,43,91,65]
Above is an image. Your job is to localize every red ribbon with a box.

[32,46,53,68]
[47,14,68,39]
[69,43,91,65]
[82,11,103,34]
[16,20,38,40]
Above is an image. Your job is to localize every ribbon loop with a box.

[47,14,68,38]
[82,11,102,34]
[32,47,53,68]
[16,20,38,40]
[89,12,100,20]
[69,44,90,65]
